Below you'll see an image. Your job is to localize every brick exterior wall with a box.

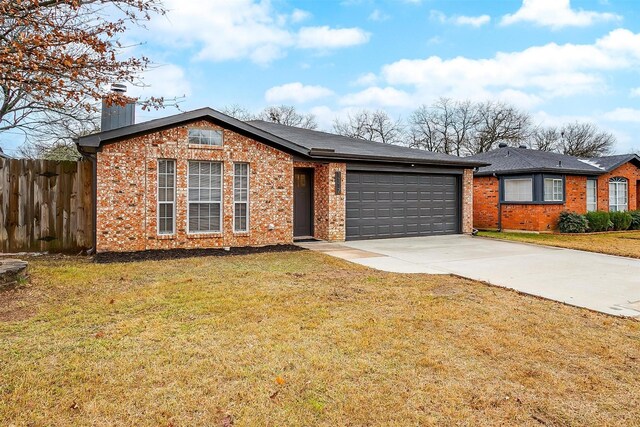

[293,161,346,242]
[596,163,640,212]
[473,163,640,232]
[96,120,294,252]
[462,168,474,233]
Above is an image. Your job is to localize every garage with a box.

[346,171,460,240]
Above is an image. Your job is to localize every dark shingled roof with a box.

[247,120,484,167]
[469,146,640,176]
[76,107,485,168]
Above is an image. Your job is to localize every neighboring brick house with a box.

[468,145,640,232]
[77,108,484,253]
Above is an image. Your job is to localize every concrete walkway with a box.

[298,235,640,318]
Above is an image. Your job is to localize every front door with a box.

[294,168,313,237]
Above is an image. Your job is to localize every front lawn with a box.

[479,230,640,259]
[1,250,639,425]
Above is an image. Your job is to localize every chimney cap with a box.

[110,83,127,93]
[498,143,508,148]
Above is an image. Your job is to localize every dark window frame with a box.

[500,173,566,205]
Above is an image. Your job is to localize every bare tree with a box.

[557,122,615,157]
[333,109,404,144]
[469,101,532,155]
[221,104,256,121]
[530,126,560,151]
[259,105,317,129]
[407,105,442,152]
[0,0,168,148]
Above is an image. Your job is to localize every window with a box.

[609,177,628,212]
[233,163,249,232]
[587,179,597,212]
[157,159,175,235]
[543,178,563,202]
[503,178,533,202]
[188,161,222,233]
[188,129,223,146]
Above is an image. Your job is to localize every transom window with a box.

[233,163,249,233]
[503,178,533,202]
[157,159,175,235]
[586,179,597,212]
[188,129,223,146]
[543,178,563,202]
[188,161,222,233]
[609,177,628,212]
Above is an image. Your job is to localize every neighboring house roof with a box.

[469,146,640,176]
[585,154,640,172]
[76,107,486,168]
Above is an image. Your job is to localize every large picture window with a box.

[233,163,249,232]
[503,178,533,202]
[188,161,222,233]
[609,177,628,212]
[157,159,175,235]
[543,178,563,202]
[586,179,597,212]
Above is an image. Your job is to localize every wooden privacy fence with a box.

[0,158,94,253]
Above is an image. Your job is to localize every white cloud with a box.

[630,88,640,98]
[454,15,491,27]
[340,86,414,108]
[296,26,370,49]
[431,10,491,27]
[290,8,311,23]
[148,0,369,65]
[368,9,390,22]
[381,29,640,103]
[602,108,640,124]
[501,0,621,29]
[265,82,334,104]
[352,72,378,86]
[129,63,191,99]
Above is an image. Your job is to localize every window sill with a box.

[188,144,223,150]
[233,231,251,236]
[187,232,223,239]
[501,201,565,205]
[154,234,176,240]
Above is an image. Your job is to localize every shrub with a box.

[629,211,640,230]
[585,211,610,232]
[558,211,588,233]
[610,211,632,231]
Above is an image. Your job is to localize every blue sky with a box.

[3,0,640,155]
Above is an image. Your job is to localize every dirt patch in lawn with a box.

[93,244,303,264]
[1,251,639,426]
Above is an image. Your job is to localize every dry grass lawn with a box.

[1,250,639,426]
[479,230,640,259]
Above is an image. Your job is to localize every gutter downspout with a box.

[494,173,502,232]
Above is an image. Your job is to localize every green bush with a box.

[558,211,588,233]
[629,211,640,230]
[585,211,610,232]
[610,211,632,231]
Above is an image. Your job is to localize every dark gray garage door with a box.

[346,172,460,240]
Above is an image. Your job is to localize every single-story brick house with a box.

[468,145,640,232]
[77,107,485,253]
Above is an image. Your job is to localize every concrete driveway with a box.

[299,235,640,317]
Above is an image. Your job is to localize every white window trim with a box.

[187,161,223,234]
[157,159,176,236]
[609,177,628,212]
[503,178,534,202]
[586,179,597,212]
[233,163,250,233]
[544,178,563,202]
